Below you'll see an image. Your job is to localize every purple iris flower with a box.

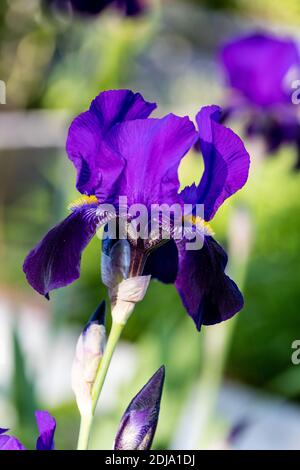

[219,32,300,169]
[114,366,165,450]
[46,0,145,16]
[23,89,250,330]
[0,411,56,451]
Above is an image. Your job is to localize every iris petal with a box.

[0,435,26,450]
[35,411,56,451]
[175,236,243,330]
[107,114,198,208]
[143,240,178,284]
[181,105,250,221]
[220,32,300,107]
[23,204,98,297]
[66,89,156,199]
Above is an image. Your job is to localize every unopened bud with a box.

[71,301,106,416]
[114,366,165,450]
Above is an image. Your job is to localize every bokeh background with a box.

[1,0,300,450]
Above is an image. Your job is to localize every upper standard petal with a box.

[107,113,198,208]
[181,105,250,221]
[66,89,156,199]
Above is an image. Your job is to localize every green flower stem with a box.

[77,413,93,451]
[77,321,125,450]
[91,322,124,413]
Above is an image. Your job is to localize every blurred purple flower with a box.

[114,366,165,450]
[46,0,145,17]
[220,32,300,168]
[0,411,56,451]
[23,89,250,330]
[0,429,26,450]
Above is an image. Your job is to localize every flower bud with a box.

[71,301,106,416]
[114,366,165,450]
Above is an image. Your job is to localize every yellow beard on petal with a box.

[183,214,215,237]
[68,195,98,211]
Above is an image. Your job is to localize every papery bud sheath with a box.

[71,301,106,416]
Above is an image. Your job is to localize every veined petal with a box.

[89,89,156,126]
[181,105,250,221]
[23,204,98,297]
[114,366,165,450]
[66,89,156,198]
[108,114,198,207]
[35,411,56,451]
[175,236,243,330]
